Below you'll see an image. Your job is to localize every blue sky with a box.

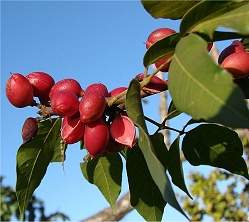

[1,1,234,221]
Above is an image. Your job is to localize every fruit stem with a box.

[107,63,168,107]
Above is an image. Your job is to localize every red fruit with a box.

[26,72,54,103]
[85,83,108,97]
[22,117,38,143]
[61,114,85,144]
[84,120,110,157]
[218,41,245,64]
[136,73,168,93]
[146,28,176,49]
[109,87,127,97]
[50,91,79,117]
[49,79,82,98]
[110,115,136,148]
[79,89,106,124]
[221,51,249,78]
[6,73,34,108]
[146,28,176,72]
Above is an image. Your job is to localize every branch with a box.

[81,192,133,222]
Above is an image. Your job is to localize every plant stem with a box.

[144,115,184,134]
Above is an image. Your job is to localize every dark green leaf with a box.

[143,33,180,67]
[180,1,249,37]
[80,153,122,207]
[168,34,249,128]
[126,146,166,221]
[167,101,182,120]
[151,134,191,198]
[182,124,249,179]
[16,118,61,218]
[242,38,249,49]
[234,77,249,99]
[141,0,199,19]
[213,31,249,42]
[126,79,188,219]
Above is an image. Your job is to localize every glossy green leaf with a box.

[141,0,199,19]
[180,1,249,37]
[168,34,249,128]
[143,33,180,67]
[182,124,249,180]
[126,79,188,219]
[151,134,191,198]
[126,146,166,221]
[80,153,122,207]
[16,118,62,218]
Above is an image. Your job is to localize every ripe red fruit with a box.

[221,51,249,78]
[146,28,176,49]
[85,83,108,97]
[50,91,79,117]
[61,114,85,144]
[49,79,82,98]
[79,86,107,123]
[109,87,127,97]
[84,120,110,157]
[110,115,136,148]
[26,72,55,104]
[6,73,34,108]
[146,28,176,72]
[136,73,168,93]
[218,41,245,64]
[22,117,38,143]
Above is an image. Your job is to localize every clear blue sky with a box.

[1,1,231,221]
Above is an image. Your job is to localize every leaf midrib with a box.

[174,54,245,120]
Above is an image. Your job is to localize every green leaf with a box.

[151,134,191,198]
[234,77,249,99]
[168,33,249,128]
[126,79,188,219]
[16,118,62,218]
[143,33,180,67]
[180,1,249,37]
[80,153,122,207]
[167,101,182,120]
[141,0,199,20]
[182,124,249,180]
[126,146,166,221]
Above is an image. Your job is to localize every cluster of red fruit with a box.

[6,69,167,157]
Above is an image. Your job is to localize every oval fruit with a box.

[110,115,136,148]
[6,73,34,108]
[146,28,176,49]
[84,120,109,157]
[49,79,82,98]
[61,114,85,144]
[26,71,54,104]
[146,28,176,72]
[109,87,127,97]
[136,73,168,93]
[218,41,245,64]
[85,83,108,97]
[22,117,38,143]
[50,91,79,117]
[79,90,106,123]
[221,51,249,78]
